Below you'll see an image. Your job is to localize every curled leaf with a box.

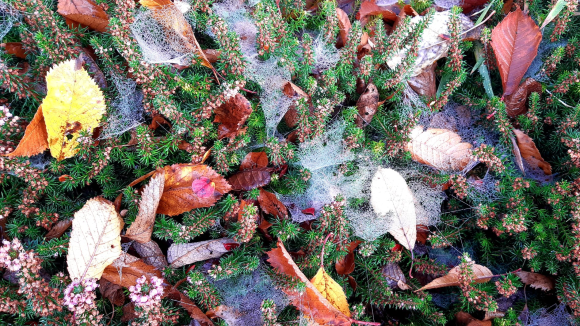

[336,8,351,48]
[504,78,542,117]
[513,129,551,175]
[335,240,362,276]
[258,188,288,219]
[356,0,397,25]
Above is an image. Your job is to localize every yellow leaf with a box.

[310,267,351,317]
[43,59,105,161]
[67,197,123,280]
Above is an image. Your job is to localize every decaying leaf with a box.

[336,8,351,48]
[406,126,474,171]
[416,225,429,245]
[42,59,106,161]
[7,106,49,158]
[504,78,542,117]
[418,263,493,291]
[125,171,164,243]
[157,164,231,216]
[167,238,235,268]
[167,285,214,326]
[228,168,272,191]
[408,62,437,100]
[67,197,123,280]
[78,48,108,89]
[133,240,168,270]
[4,42,27,59]
[100,278,125,306]
[491,8,542,96]
[101,253,163,289]
[240,152,269,171]
[513,129,552,175]
[455,311,492,326]
[57,0,109,32]
[355,83,379,128]
[514,270,555,291]
[382,263,407,289]
[282,81,310,129]
[370,168,417,250]
[258,188,288,219]
[356,0,397,25]
[460,0,491,14]
[45,219,73,239]
[335,240,362,276]
[311,267,351,317]
[266,240,353,325]
[214,94,252,140]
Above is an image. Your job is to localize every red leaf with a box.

[461,0,490,14]
[149,113,171,130]
[240,152,269,171]
[356,0,397,24]
[58,175,72,182]
[214,94,252,140]
[191,177,216,199]
[223,243,240,250]
[227,168,271,191]
[392,244,402,251]
[347,275,357,291]
[491,8,542,96]
[301,207,315,215]
[4,42,27,59]
[258,188,288,219]
[504,78,542,117]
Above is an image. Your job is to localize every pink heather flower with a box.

[0,238,25,272]
[63,278,99,311]
[129,276,164,308]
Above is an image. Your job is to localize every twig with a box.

[545,89,577,108]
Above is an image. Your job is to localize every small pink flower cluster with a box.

[63,278,98,311]
[129,275,164,308]
[0,238,26,272]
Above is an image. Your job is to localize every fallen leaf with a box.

[100,279,125,306]
[258,217,273,241]
[101,253,163,289]
[513,129,552,175]
[227,168,272,191]
[382,263,407,289]
[157,164,231,216]
[356,0,397,25]
[133,240,168,270]
[266,240,353,325]
[45,219,73,239]
[191,177,216,199]
[491,8,542,96]
[57,0,109,32]
[336,8,351,48]
[461,0,490,14]
[42,59,106,161]
[455,311,492,326]
[125,171,164,243]
[483,311,505,320]
[416,225,429,245]
[408,62,437,100]
[504,78,542,117]
[510,134,526,175]
[514,270,555,291]
[347,275,357,291]
[370,168,417,250]
[4,42,27,59]
[311,267,351,317]
[202,49,220,64]
[355,83,379,127]
[406,126,474,171]
[78,48,108,89]
[121,302,137,322]
[302,208,316,216]
[258,188,288,219]
[214,94,252,140]
[167,238,235,268]
[282,81,310,128]
[6,106,49,158]
[167,286,214,326]
[240,152,269,171]
[67,197,123,280]
[417,263,493,291]
[149,113,172,130]
[335,240,362,276]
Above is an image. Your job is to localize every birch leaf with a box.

[371,168,416,250]
[311,268,351,317]
[125,171,165,243]
[418,263,493,291]
[406,126,474,171]
[43,59,106,161]
[67,197,123,280]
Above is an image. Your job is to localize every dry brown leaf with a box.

[406,126,474,171]
[335,240,362,276]
[4,42,27,59]
[167,238,235,268]
[513,129,552,175]
[214,94,252,140]
[6,106,49,158]
[125,171,165,243]
[355,83,379,127]
[283,81,310,99]
[78,48,108,89]
[100,278,125,306]
[491,8,542,96]
[455,312,492,326]
[57,0,109,32]
[157,164,231,216]
[45,219,73,240]
[240,152,269,171]
[101,253,163,289]
[514,270,555,291]
[461,0,490,14]
[202,49,220,64]
[67,197,123,280]
[510,134,526,175]
[483,311,505,320]
[166,286,214,326]
[408,62,437,100]
[416,225,429,245]
[504,78,542,117]
[310,267,351,317]
[336,8,351,48]
[258,188,288,219]
[133,240,167,270]
[228,168,272,191]
[382,263,407,289]
[356,0,397,25]
[417,263,493,291]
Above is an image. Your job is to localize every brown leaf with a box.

[240,152,269,171]
[202,49,220,64]
[121,302,137,322]
[149,113,172,130]
[514,270,555,291]
[78,48,107,89]
[101,253,162,289]
[258,188,288,219]
[45,219,73,239]
[513,129,552,175]
[382,263,407,289]
[133,240,168,270]
[461,0,490,14]
[126,171,164,243]
[57,0,110,32]
[347,275,357,291]
[167,238,235,268]
[406,126,474,171]
[336,8,352,48]
[491,8,542,96]
[228,168,272,191]
[483,311,505,320]
[455,312,492,326]
[356,0,397,25]
[4,42,27,59]
[510,134,526,175]
[408,62,437,100]
[100,278,125,306]
[157,164,231,216]
[167,287,214,326]
[258,217,273,241]
[416,225,429,245]
[6,106,49,158]
[214,94,252,140]
[283,81,310,98]
[336,240,362,276]
[282,81,310,129]
[504,78,542,117]
[355,83,379,127]
[266,240,352,326]
[417,263,493,291]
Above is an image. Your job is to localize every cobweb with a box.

[209,266,288,326]
[525,303,574,326]
[312,33,340,72]
[99,72,144,139]
[0,1,18,42]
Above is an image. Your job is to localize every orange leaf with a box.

[335,240,362,276]
[101,253,163,289]
[491,8,542,96]
[6,106,49,158]
[214,94,252,140]
[513,129,552,175]
[57,0,110,32]
[240,152,269,171]
[4,42,27,59]
[157,164,231,216]
[257,188,288,219]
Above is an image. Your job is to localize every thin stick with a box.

[319,232,333,268]
[545,89,577,108]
